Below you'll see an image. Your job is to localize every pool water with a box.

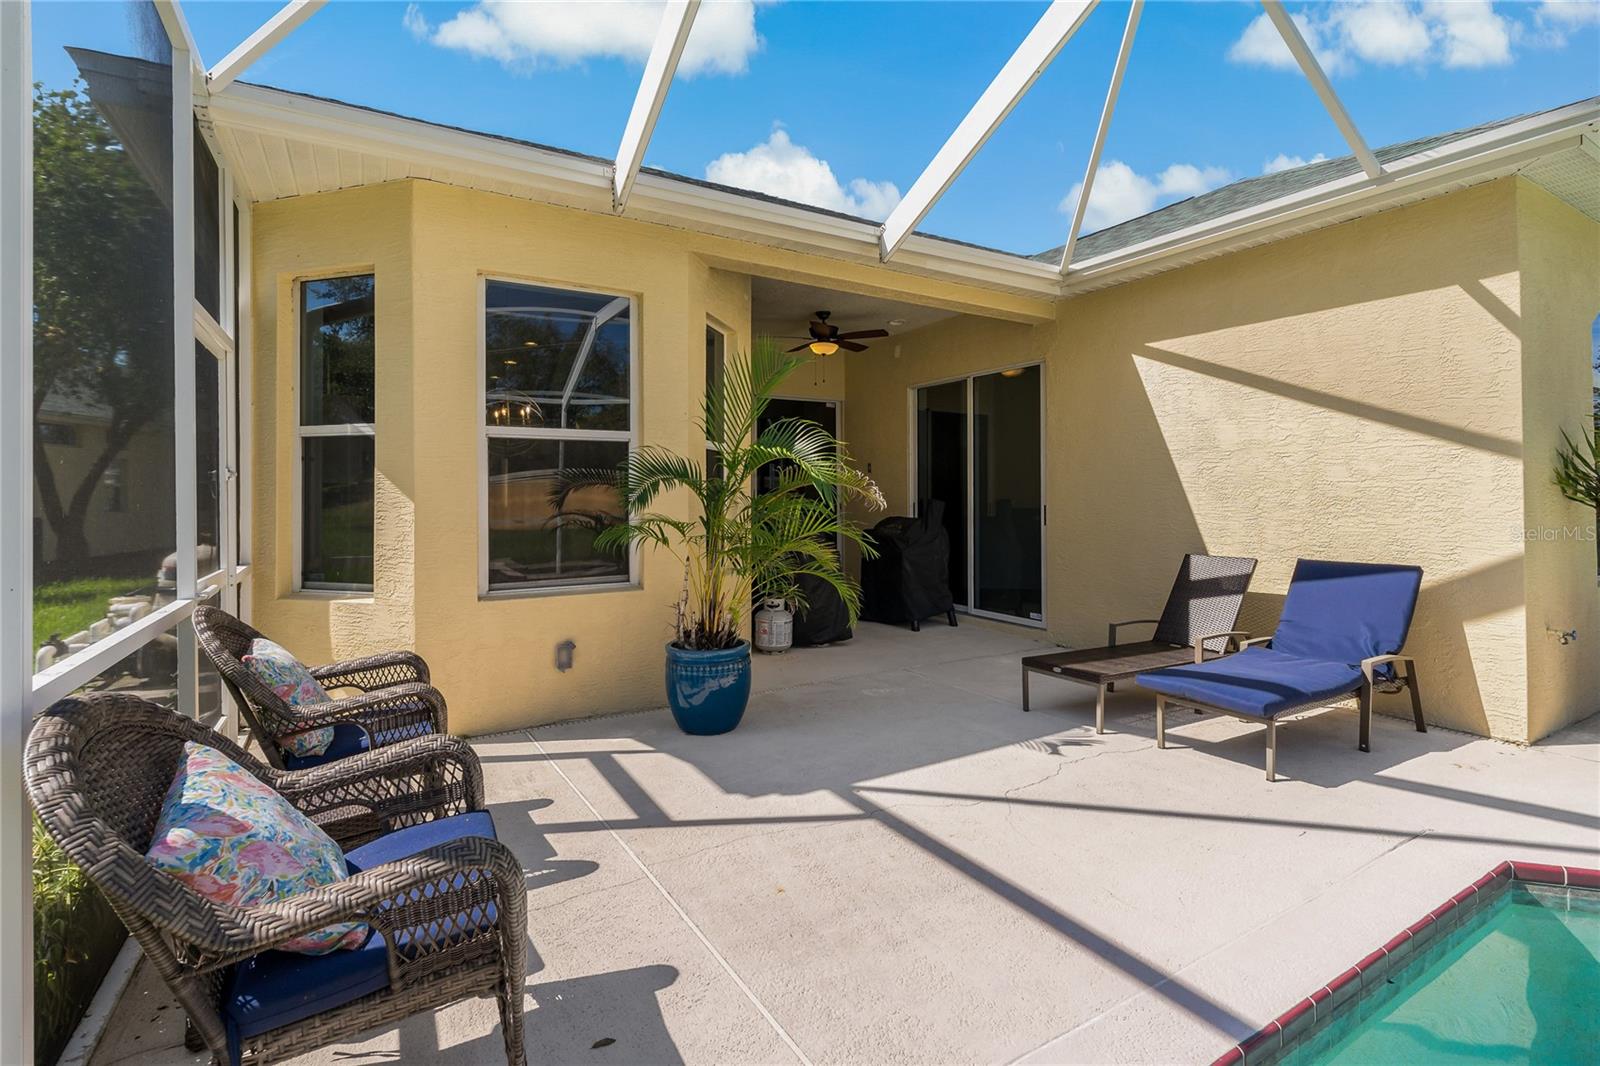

[1302,885,1599,1065]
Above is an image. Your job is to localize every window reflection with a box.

[485,282,631,431]
[31,2,175,669]
[487,438,628,589]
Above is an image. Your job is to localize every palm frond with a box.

[1555,425,1598,510]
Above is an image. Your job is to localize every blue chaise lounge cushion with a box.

[1135,559,1424,719]
[1136,647,1365,718]
[222,811,499,1060]
[1269,559,1423,666]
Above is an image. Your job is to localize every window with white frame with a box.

[705,322,726,479]
[482,279,634,592]
[298,275,375,591]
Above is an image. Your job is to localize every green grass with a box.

[33,575,146,654]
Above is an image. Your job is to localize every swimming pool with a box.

[1215,862,1600,1065]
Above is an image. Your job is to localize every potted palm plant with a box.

[559,338,883,735]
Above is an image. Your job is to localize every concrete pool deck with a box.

[91,621,1600,1065]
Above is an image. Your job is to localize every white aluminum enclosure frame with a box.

[207,0,326,92]
[1260,0,1381,180]
[0,2,35,1060]
[880,0,1099,261]
[614,0,700,213]
[6,2,256,1056]
[1059,0,1142,273]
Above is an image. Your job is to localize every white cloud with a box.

[1058,160,1232,233]
[402,3,429,41]
[1536,0,1600,27]
[1332,2,1432,65]
[1228,11,1348,74]
[705,128,901,220]
[1528,1,1600,46]
[405,0,762,76]
[1228,2,1536,75]
[1263,151,1328,174]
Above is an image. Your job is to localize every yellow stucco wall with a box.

[1514,180,1600,741]
[251,179,1025,733]
[842,178,1593,741]
[251,174,1595,742]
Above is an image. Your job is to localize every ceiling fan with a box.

[784,311,889,356]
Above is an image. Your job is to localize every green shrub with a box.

[33,816,126,1066]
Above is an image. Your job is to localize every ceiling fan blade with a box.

[837,340,869,353]
[834,329,889,341]
[786,342,815,353]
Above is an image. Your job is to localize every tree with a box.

[32,82,173,573]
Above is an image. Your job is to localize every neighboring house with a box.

[210,84,1600,744]
[33,387,175,571]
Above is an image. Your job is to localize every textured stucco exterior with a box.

[252,175,1597,742]
[844,178,1598,742]
[250,179,1038,733]
[1514,180,1600,741]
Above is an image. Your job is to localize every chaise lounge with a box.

[1137,559,1427,781]
[1021,554,1257,732]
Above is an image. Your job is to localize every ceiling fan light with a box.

[809,340,840,357]
[1000,367,1025,378]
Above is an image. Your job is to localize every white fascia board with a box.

[208,1,327,93]
[623,169,1062,298]
[613,0,699,212]
[208,84,1063,299]
[206,84,611,207]
[881,0,1099,261]
[1062,98,1600,294]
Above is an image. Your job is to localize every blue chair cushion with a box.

[1270,560,1422,666]
[280,720,433,771]
[222,811,499,1061]
[344,811,497,873]
[1136,647,1365,719]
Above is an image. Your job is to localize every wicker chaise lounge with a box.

[194,605,447,770]
[26,693,528,1066]
[1137,559,1427,781]
[1021,553,1257,732]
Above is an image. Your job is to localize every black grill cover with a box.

[792,571,852,646]
[861,500,954,626]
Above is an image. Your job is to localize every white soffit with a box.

[1519,141,1600,223]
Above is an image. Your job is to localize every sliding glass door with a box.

[914,366,1043,625]
[915,381,968,608]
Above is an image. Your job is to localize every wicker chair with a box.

[193,605,447,771]
[26,693,527,1066]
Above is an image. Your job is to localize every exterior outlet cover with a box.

[556,640,576,672]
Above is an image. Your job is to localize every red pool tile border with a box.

[1211,860,1599,1065]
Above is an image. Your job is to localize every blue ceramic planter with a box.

[665,642,751,735]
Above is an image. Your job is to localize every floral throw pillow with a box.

[146,742,367,954]
[242,637,334,758]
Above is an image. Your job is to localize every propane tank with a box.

[753,599,794,653]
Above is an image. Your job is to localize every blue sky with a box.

[33,1,1600,254]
